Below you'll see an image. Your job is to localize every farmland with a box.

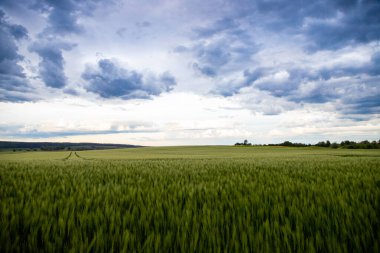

[0,146,379,252]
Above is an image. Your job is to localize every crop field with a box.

[0,146,379,252]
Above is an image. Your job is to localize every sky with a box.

[0,0,379,146]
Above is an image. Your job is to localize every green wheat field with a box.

[1,146,379,252]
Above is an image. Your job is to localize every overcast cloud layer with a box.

[0,0,379,145]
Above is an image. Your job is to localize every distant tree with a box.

[316,141,326,147]
[235,140,252,146]
[341,140,354,146]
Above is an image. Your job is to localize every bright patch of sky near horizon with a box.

[0,0,379,145]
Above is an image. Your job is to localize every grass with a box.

[0,146,379,252]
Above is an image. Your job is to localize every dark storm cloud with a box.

[343,95,380,115]
[33,0,106,35]
[192,63,217,77]
[43,2,83,34]
[1,0,106,35]
[82,59,176,99]
[305,1,380,51]
[337,77,380,115]
[191,41,232,77]
[0,9,33,102]
[188,1,373,50]
[29,41,75,88]
[177,16,258,78]
[0,10,27,75]
[369,52,380,76]
[247,0,380,51]
[0,0,33,15]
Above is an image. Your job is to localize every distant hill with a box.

[0,141,142,151]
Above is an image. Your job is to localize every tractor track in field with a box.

[62,151,96,161]
[62,151,73,161]
[73,151,96,161]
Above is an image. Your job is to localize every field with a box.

[0,146,379,252]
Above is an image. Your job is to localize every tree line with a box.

[235,139,380,149]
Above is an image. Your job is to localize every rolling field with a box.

[0,146,379,252]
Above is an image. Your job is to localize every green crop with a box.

[0,146,379,252]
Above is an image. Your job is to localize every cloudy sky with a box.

[0,0,379,145]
